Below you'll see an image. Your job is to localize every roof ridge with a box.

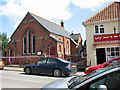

[83,1,120,23]
[28,12,64,28]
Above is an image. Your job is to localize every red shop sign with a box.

[94,33,120,42]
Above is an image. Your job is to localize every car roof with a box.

[105,57,120,64]
[73,66,120,89]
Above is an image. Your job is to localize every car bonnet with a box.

[43,76,74,88]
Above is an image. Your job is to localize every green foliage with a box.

[0,33,9,52]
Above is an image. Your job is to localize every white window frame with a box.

[23,37,26,54]
[59,45,61,52]
[67,41,69,54]
[94,24,105,34]
[106,47,120,61]
[32,36,35,54]
[27,30,30,54]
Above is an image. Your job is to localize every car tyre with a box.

[64,74,70,77]
[53,69,62,77]
[25,67,31,75]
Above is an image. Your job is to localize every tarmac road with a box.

[0,67,84,89]
[0,70,63,89]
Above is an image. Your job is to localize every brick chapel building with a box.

[7,12,82,60]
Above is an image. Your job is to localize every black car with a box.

[24,58,77,77]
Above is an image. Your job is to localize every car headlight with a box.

[85,68,89,70]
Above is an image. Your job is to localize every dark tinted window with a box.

[89,70,120,89]
[23,37,26,54]
[32,36,35,53]
[95,25,99,33]
[47,58,57,64]
[57,58,70,63]
[37,58,47,64]
[108,58,120,64]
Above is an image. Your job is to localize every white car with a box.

[43,65,120,90]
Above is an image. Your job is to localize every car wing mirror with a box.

[97,85,107,90]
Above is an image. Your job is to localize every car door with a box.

[32,58,47,74]
[44,58,58,74]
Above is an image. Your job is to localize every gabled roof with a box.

[29,12,78,46]
[10,12,78,46]
[29,12,71,38]
[83,1,120,24]
[70,33,81,41]
[50,35,63,43]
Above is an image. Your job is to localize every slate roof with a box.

[70,33,81,41]
[29,12,71,38]
[50,35,63,43]
[83,1,120,24]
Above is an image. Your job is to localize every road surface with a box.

[0,70,64,89]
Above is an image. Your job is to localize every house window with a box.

[94,24,105,34]
[23,37,26,54]
[59,45,61,52]
[32,36,35,54]
[106,47,120,61]
[28,30,31,54]
[67,41,69,54]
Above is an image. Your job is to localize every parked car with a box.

[43,65,120,89]
[24,58,77,77]
[84,57,120,74]
[0,59,4,70]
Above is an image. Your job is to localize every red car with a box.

[84,57,120,74]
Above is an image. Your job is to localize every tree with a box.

[0,33,9,56]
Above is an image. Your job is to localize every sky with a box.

[0,0,119,43]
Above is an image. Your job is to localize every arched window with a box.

[23,30,35,55]
[32,36,35,54]
[28,30,31,54]
[59,45,61,52]
[23,37,26,54]
[67,41,69,54]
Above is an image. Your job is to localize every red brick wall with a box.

[6,13,80,62]
[7,13,58,57]
[70,40,78,55]
[7,13,74,59]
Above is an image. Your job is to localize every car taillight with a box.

[66,64,71,68]
[2,61,4,65]
[66,64,76,68]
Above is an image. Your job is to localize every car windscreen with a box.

[68,65,120,89]
[68,70,106,89]
[57,58,70,63]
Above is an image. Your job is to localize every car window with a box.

[89,70,120,90]
[37,58,47,64]
[108,58,120,64]
[47,58,57,64]
[57,58,70,63]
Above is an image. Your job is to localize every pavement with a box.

[3,66,85,76]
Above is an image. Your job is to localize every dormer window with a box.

[94,24,105,34]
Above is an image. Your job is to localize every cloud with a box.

[71,0,117,10]
[0,0,72,29]
[0,0,119,29]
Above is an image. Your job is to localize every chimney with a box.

[61,20,64,28]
